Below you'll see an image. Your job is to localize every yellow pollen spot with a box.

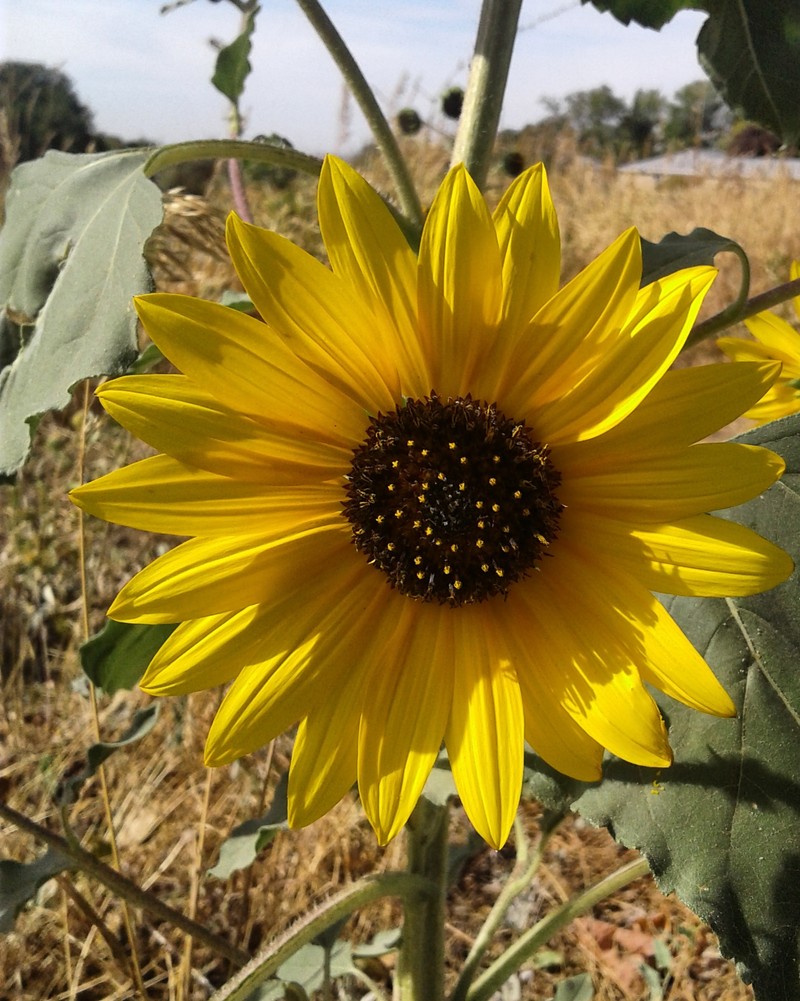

[477,519,485,529]
[425,527,433,536]
[394,509,403,519]
[407,439,415,447]
[387,483,395,491]
[514,490,522,500]
[492,455,500,464]
[417,494,426,503]
[450,543,458,552]
[376,515,385,524]
[522,508,531,516]
[414,555,423,565]
[392,460,399,468]
[435,539,442,546]
[448,442,457,450]
[453,579,462,590]
[413,519,422,529]
[386,542,395,551]
[443,565,451,575]
[496,568,505,577]
[488,477,497,486]
[417,571,425,579]
[422,482,430,491]
[458,482,466,491]
[491,503,500,513]
[475,501,484,509]
[437,472,446,481]
[421,448,429,457]
[460,456,468,465]
[502,525,510,533]
[476,539,485,549]
[481,563,489,572]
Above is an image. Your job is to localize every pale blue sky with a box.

[3,0,708,154]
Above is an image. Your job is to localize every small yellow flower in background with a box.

[71,156,792,849]
[718,261,800,424]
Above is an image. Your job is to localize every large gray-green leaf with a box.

[0,148,163,475]
[208,772,289,879]
[80,620,177,694]
[0,848,74,933]
[526,414,800,1000]
[639,228,744,286]
[56,705,159,807]
[583,1,800,143]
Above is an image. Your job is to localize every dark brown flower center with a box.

[342,393,562,606]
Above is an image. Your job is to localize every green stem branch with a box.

[450,811,565,1001]
[143,140,324,180]
[397,797,450,1001]
[451,0,524,188]
[466,856,651,1001]
[688,276,800,347]
[293,0,424,233]
[212,872,434,1001]
[0,801,250,967]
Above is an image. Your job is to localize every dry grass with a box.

[3,142,795,1000]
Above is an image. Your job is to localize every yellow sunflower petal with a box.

[503,605,603,780]
[497,228,641,414]
[492,162,560,330]
[109,524,349,623]
[317,156,429,397]
[792,259,800,320]
[96,374,349,483]
[553,361,781,473]
[417,164,502,395]
[71,453,341,536]
[743,384,800,422]
[553,547,735,716]
[226,213,401,410]
[288,696,361,830]
[744,312,800,375]
[571,510,793,597]
[444,608,524,849]
[359,602,454,844]
[560,443,785,521]
[141,605,263,695]
[515,564,673,767]
[205,574,394,765]
[134,293,367,445]
[533,267,716,443]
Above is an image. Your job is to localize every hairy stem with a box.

[466,856,651,1001]
[688,275,800,347]
[293,0,424,232]
[211,872,434,1001]
[451,0,524,188]
[0,802,249,967]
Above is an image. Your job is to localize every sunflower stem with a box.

[451,0,524,189]
[397,796,450,1001]
[464,856,651,1001]
[687,275,800,347]
[293,0,425,234]
[143,140,324,180]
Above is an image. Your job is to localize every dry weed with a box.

[3,146,789,1000]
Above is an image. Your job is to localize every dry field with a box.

[3,137,799,1000]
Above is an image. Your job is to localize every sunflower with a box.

[71,157,792,848]
[718,260,800,424]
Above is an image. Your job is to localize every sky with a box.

[2,0,709,156]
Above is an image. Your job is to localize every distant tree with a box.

[664,79,731,148]
[618,88,667,158]
[0,61,95,164]
[563,85,627,156]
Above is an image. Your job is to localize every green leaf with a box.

[80,620,177,694]
[352,927,401,958]
[551,973,595,1001]
[698,1,800,145]
[639,228,744,286]
[529,414,800,1000]
[0,149,163,475]
[276,940,357,990]
[0,848,74,933]
[212,6,259,108]
[580,0,695,30]
[208,771,288,879]
[584,1,800,143]
[56,705,159,807]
